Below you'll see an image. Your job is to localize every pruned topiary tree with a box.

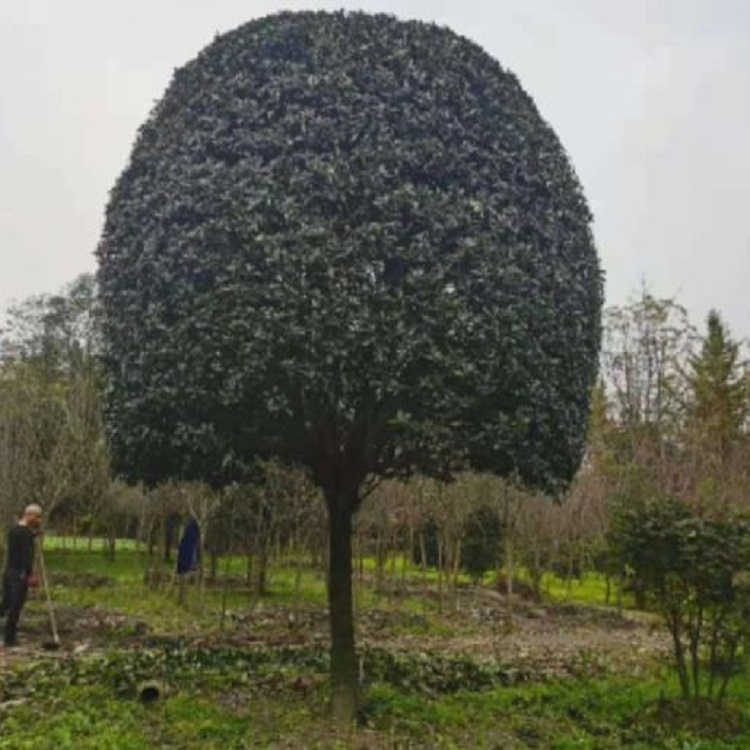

[97,11,602,720]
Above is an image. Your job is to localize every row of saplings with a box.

[416,498,750,701]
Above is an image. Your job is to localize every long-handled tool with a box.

[37,544,61,651]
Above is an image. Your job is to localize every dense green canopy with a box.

[97,10,602,495]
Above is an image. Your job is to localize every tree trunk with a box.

[690,608,703,698]
[669,615,691,698]
[389,536,397,587]
[327,501,358,724]
[452,538,462,612]
[255,501,270,596]
[375,532,385,589]
[437,536,445,614]
[164,519,174,564]
[293,559,303,617]
[505,535,515,632]
[403,527,414,588]
[530,545,542,602]
[358,542,365,584]
[256,544,268,595]
[106,527,116,561]
[419,532,428,581]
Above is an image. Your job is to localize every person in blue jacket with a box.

[177,519,201,575]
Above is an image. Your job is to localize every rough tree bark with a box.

[326,497,358,723]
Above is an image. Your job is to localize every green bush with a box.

[461,505,503,582]
[609,497,750,700]
[413,519,442,570]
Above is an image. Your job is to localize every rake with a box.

[37,543,61,651]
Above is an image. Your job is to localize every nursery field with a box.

[1,542,749,749]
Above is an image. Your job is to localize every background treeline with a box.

[1,278,748,627]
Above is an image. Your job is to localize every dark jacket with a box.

[177,520,200,575]
[4,524,36,575]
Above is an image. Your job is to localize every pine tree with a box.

[688,310,747,460]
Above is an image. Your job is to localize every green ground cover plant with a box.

[2,541,750,748]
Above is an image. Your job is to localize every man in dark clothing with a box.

[0,504,43,647]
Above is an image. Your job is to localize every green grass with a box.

[4,538,746,747]
[38,546,327,631]
[0,685,148,750]
[42,536,626,609]
[363,674,750,749]
[39,546,455,627]
[43,534,139,553]
[32,543,643,644]
[4,661,750,749]
[540,570,629,607]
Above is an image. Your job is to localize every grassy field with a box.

[1,542,748,748]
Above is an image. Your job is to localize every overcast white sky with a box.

[1,0,748,337]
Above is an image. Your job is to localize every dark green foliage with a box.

[97,10,602,492]
[608,497,692,608]
[0,644,529,705]
[461,505,503,581]
[97,11,602,719]
[609,498,750,699]
[413,518,441,569]
[1,273,99,371]
[689,310,747,455]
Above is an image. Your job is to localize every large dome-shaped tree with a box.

[98,11,602,720]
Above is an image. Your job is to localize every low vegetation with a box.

[2,543,750,748]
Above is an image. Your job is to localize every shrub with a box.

[461,505,503,582]
[609,498,750,699]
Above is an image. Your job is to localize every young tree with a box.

[689,312,745,437]
[1,273,99,373]
[0,276,107,531]
[0,362,51,528]
[462,503,503,584]
[602,291,696,502]
[687,311,747,510]
[97,11,602,720]
[609,498,750,700]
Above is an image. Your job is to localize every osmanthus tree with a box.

[97,11,602,720]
